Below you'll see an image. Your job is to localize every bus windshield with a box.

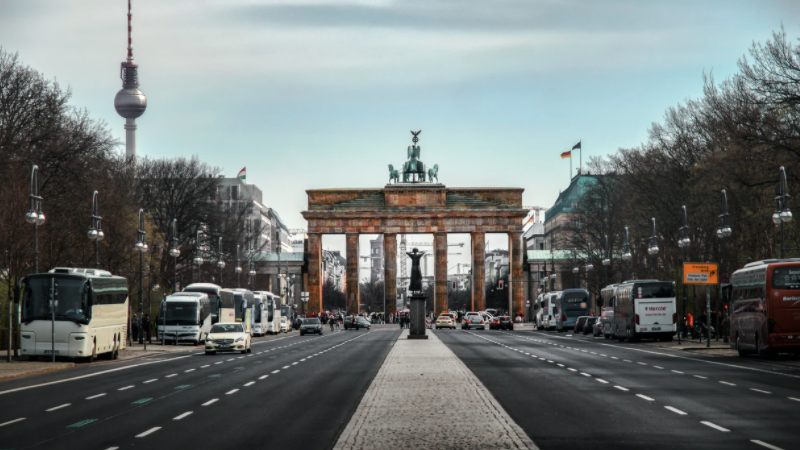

[234,294,247,321]
[165,302,199,326]
[773,267,800,290]
[254,301,262,323]
[636,283,675,299]
[22,277,91,324]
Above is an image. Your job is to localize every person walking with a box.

[131,314,140,343]
[143,313,152,344]
[330,318,335,332]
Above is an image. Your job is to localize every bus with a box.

[255,291,282,335]
[230,289,254,334]
[536,291,561,330]
[183,283,235,324]
[600,284,619,338]
[19,268,128,362]
[555,289,591,333]
[157,292,211,345]
[612,280,676,342]
[729,259,800,357]
[280,303,292,332]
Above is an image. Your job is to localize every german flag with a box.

[560,150,571,159]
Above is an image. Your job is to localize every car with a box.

[583,317,598,335]
[462,315,486,330]
[435,315,456,329]
[293,317,304,330]
[496,316,514,330]
[280,317,290,333]
[300,318,323,336]
[205,323,251,355]
[485,309,498,317]
[600,308,615,339]
[592,317,604,337]
[574,316,590,333]
[344,316,371,331]
[489,317,501,329]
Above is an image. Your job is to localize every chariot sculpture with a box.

[387,130,440,184]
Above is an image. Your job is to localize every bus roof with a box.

[46,267,117,278]
[743,258,800,268]
[184,283,222,291]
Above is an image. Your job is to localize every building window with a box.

[230,185,239,201]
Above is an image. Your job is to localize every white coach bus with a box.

[255,291,282,335]
[157,292,211,345]
[19,268,128,362]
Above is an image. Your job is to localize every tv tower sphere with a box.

[114,0,147,159]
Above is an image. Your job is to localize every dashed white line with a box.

[700,421,729,432]
[282,365,290,369]
[580,373,591,377]
[654,366,664,369]
[227,358,234,361]
[611,356,619,360]
[226,389,239,395]
[557,363,565,367]
[86,393,106,400]
[600,354,607,357]
[271,370,280,374]
[0,417,26,427]
[547,360,554,363]
[202,399,218,406]
[665,406,687,415]
[259,375,269,380]
[136,427,161,438]
[694,375,707,379]
[200,365,210,368]
[46,403,71,412]
[614,386,629,391]
[596,379,609,384]
[166,374,178,378]
[672,370,684,374]
[143,379,157,384]
[636,394,655,401]
[751,440,785,450]
[118,385,135,391]
[637,362,647,366]
[244,382,255,387]
[719,381,736,386]
[624,359,632,362]
[214,362,222,365]
[291,362,299,365]
[173,411,193,420]
[567,368,577,372]
[184,369,195,373]
[789,397,800,402]
[750,388,771,394]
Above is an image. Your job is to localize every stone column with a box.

[434,232,448,316]
[508,231,524,316]
[471,232,486,312]
[346,233,360,315]
[384,233,397,315]
[294,273,304,314]
[307,234,323,314]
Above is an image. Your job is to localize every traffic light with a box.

[498,280,504,290]
[452,281,456,289]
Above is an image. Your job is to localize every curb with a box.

[0,363,75,382]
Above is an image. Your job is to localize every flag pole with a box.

[579,139,582,175]
[570,150,572,181]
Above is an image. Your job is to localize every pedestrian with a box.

[131,314,140,343]
[336,316,341,330]
[330,318,335,332]
[143,313,152,344]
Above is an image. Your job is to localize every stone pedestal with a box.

[408,295,428,339]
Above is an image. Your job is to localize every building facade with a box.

[217,177,293,254]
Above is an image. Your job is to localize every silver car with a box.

[463,315,486,330]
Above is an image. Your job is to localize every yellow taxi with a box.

[435,314,456,330]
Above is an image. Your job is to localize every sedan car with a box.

[300,318,324,336]
[462,315,486,330]
[496,316,514,330]
[574,316,590,333]
[344,316,371,331]
[435,315,456,329]
[592,317,604,337]
[583,317,598,335]
[205,323,251,355]
[280,317,290,333]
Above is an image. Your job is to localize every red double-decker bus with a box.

[729,259,800,357]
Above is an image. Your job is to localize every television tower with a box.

[114,0,147,159]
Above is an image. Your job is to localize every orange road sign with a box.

[683,263,719,285]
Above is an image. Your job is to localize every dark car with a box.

[583,317,598,335]
[462,315,486,330]
[293,318,305,330]
[574,316,590,333]
[344,316,371,331]
[496,316,514,330]
[300,318,323,336]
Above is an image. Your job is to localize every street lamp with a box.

[217,237,225,286]
[134,209,148,344]
[622,226,632,282]
[193,229,204,283]
[717,191,732,343]
[678,205,690,344]
[248,260,256,287]
[235,244,242,288]
[549,240,557,291]
[585,243,593,307]
[26,165,45,273]
[87,191,104,269]
[572,250,579,289]
[773,166,792,258]
[168,219,180,293]
[647,218,659,279]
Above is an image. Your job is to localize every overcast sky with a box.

[2,0,798,270]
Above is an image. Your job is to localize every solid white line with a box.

[665,406,687,415]
[751,440,785,450]
[118,385,134,391]
[184,369,195,373]
[46,403,71,411]
[596,378,609,384]
[719,381,736,386]
[226,389,239,395]
[166,374,178,378]
[700,421,729,432]
[244,382,255,387]
[636,394,655,401]
[173,411,193,420]
[750,388,771,394]
[272,370,280,374]
[694,375,707,379]
[259,375,269,380]
[86,393,106,400]
[202,399,218,406]
[136,427,161,438]
[567,368,577,372]
[0,417,26,427]
[672,370,684,374]
[143,379,157,384]
[614,386,629,391]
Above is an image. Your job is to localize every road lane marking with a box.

[624,359,632,362]
[184,369,195,373]
[567,368,577,372]
[694,375,707,379]
[614,386,629,391]
[719,381,736,386]
[202,399,218,406]
[539,358,546,361]
[750,388,771,394]
[636,394,655,401]
[227,358,235,361]
[600,354,607,357]
[67,418,97,428]
[672,370,684,374]
[282,365,290,369]
[596,379,609,384]
[143,379,157,384]
[580,373,591,377]
[557,364,565,367]
[272,370,280,373]
[637,362,647,366]
[547,360,554,363]
[136,427,161,437]
[86,393,106,400]
[200,365,210,368]
[0,417,26,427]
[611,357,618,359]
[700,421,729,432]
[173,412,193,420]
[300,358,307,361]
[214,362,222,365]
[46,404,71,412]
[665,406,687,415]
[751,440,785,450]
[131,398,152,405]
[654,366,664,369]
[105,447,119,450]
[292,362,299,365]
[244,382,255,386]
[166,374,178,378]
[226,389,239,395]
[259,375,269,380]
[118,385,135,391]
[789,397,800,402]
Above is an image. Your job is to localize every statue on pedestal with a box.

[406,248,425,293]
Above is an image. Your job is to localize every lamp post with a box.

[585,243,594,309]
[235,244,242,288]
[87,191,104,269]
[773,166,792,258]
[248,260,256,288]
[169,219,180,293]
[717,191,732,342]
[572,250,579,289]
[193,229,204,283]
[647,218,659,279]
[549,239,556,291]
[134,209,148,344]
[678,205,691,344]
[26,165,45,273]
[622,227,632,282]
[217,237,225,286]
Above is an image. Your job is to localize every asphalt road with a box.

[436,328,800,450]
[0,328,398,450]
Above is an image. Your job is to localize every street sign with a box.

[301,292,309,302]
[683,263,719,285]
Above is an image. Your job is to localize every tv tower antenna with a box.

[114,0,147,159]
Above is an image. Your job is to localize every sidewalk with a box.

[333,329,536,450]
[0,352,74,381]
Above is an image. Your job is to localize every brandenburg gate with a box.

[301,132,528,316]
